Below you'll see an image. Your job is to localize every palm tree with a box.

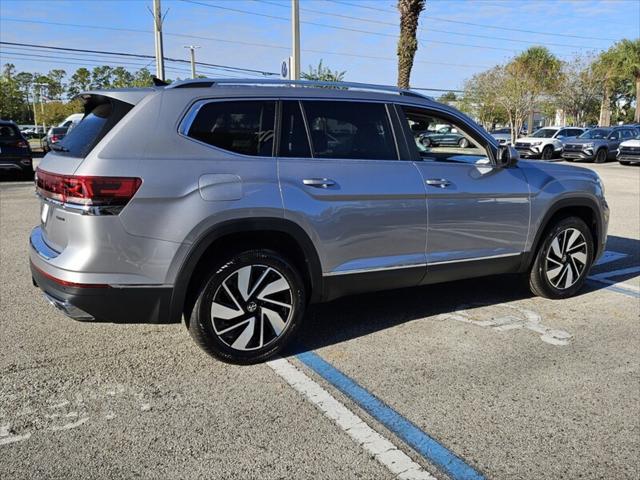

[615,39,640,123]
[397,0,425,89]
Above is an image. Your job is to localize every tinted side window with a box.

[301,101,397,160]
[188,101,275,156]
[279,101,311,157]
[0,125,19,141]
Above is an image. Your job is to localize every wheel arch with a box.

[524,197,602,270]
[168,218,323,324]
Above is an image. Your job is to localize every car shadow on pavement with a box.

[287,235,640,355]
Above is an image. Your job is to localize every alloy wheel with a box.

[545,228,588,289]
[211,264,293,351]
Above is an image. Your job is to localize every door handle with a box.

[303,178,336,188]
[425,178,451,188]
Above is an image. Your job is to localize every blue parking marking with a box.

[587,279,640,298]
[297,351,486,480]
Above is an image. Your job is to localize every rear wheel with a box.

[541,145,554,160]
[594,148,607,163]
[188,249,306,364]
[458,137,469,148]
[529,216,593,299]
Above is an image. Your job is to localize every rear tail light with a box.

[50,135,60,143]
[36,168,142,208]
[14,140,29,148]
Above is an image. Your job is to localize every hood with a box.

[518,158,598,181]
[515,136,556,144]
[620,139,640,147]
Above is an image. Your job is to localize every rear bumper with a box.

[31,262,173,323]
[30,226,174,323]
[0,157,32,172]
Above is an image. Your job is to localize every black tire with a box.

[594,148,607,163]
[541,145,554,160]
[188,249,306,364]
[458,138,469,148]
[529,216,594,299]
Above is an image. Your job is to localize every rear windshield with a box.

[55,99,132,156]
[51,127,67,135]
[0,124,20,141]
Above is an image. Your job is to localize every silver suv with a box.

[30,79,609,364]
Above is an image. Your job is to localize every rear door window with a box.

[186,100,276,156]
[57,100,132,157]
[301,101,398,160]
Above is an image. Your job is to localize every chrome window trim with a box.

[323,252,522,276]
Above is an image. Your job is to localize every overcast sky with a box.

[1,0,639,92]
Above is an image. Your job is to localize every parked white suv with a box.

[514,127,585,160]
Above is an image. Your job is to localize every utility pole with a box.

[153,0,165,80]
[291,0,300,80]
[184,45,200,79]
[34,83,47,135]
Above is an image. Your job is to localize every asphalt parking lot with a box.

[1,161,638,479]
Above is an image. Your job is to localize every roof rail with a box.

[166,78,433,100]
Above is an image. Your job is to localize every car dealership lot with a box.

[1,162,638,479]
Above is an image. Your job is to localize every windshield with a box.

[531,128,558,138]
[578,129,610,139]
[491,128,510,134]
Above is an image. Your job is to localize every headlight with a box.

[583,143,595,149]
[530,141,542,146]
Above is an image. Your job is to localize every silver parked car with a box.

[30,79,609,363]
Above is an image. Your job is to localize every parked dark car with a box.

[42,126,69,153]
[419,125,470,148]
[562,126,639,163]
[0,120,33,178]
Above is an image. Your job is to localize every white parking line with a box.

[267,357,436,480]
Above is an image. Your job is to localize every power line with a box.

[0,21,494,69]
[0,48,252,79]
[0,28,280,75]
[179,0,517,52]
[254,0,600,50]
[328,0,620,42]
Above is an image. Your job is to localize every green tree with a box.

[397,0,425,89]
[460,67,507,130]
[437,91,457,105]
[67,68,92,97]
[91,66,113,89]
[46,69,67,100]
[555,54,602,126]
[112,67,134,88]
[132,68,154,87]
[301,60,345,82]
[0,68,23,121]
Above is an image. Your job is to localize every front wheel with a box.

[188,249,306,364]
[529,216,594,299]
[458,138,469,148]
[594,149,607,163]
[541,145,554,160]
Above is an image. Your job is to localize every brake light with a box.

[14,140,29,148]
[36,168,142,207]
[50,135,60,143]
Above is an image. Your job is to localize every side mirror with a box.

[497,145,518,167]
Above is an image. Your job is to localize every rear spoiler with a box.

[76,88,157,108]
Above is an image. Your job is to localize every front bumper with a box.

[515,147,541,158]
[561,151,595,161]
[618,154,640,163]
[30,227,173,323]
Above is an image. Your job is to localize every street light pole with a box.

[184,45,200,79]
[153,0,165,80]
[291,0,300,80]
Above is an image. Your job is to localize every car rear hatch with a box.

[35,89,153,252]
